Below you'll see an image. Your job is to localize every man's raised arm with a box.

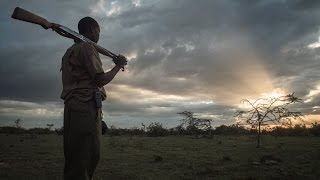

[95,55,127,87]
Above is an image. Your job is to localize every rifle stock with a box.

[12,7,51,29]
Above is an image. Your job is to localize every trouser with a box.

[63,98,102,180]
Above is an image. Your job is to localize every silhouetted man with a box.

[60,17,127,180]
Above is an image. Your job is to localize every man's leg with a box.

[87,107,102,179]
[63,99,100,180]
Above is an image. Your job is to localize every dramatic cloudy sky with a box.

[1,0,320,129]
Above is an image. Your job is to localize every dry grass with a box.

[0,134,319,179]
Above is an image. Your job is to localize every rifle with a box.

[11,7,126,71]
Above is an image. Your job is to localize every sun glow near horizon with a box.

[261,88,287,99]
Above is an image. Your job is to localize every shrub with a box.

[0,126,27,134]
[128,127,145,135]
[168,125,186,135]
[28,128,53,134]
[214,125,250,135]
[310,122,320,136]
[291,124,309,136]
[55,127,64,135]
[107,125,123,136]
[146,122,168,137]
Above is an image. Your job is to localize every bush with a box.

[28,128,53,134]
[105,126,145,136]
[214,125,250,135]
[146,122,168,137]
[128,127,145,136]
[1,121,319,137]
[55,127,64,135]
[0,126,27,134]
[310,122,320,136]
[271,126,289,136]
[291,124,309,136]
[272,124,309,136]
[168,125,186,135]
[106,125,123,136]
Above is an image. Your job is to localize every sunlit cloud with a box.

[312,106,320,112]
[304,114,320,125]
[211,50,277,106]
[108,84,193,105]
[107,1,121,16]
[125,52,137,60]
[237,88,287,109]
[308,37,320,49]
[90,0,107,16]
[90,0,122,17]
[132,0,141,7]
[304,85,320,103]
[260,88,287,99]
[0,100,63,128]
[0,100,63,119]
[176,41,195,52]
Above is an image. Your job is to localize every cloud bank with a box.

[1,0,320,128]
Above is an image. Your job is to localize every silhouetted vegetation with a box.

[14,118,22,128]
[176,111,214,138]
[310,122,320,136]
[55,127,64,135]
[1,122,320,137]
[0,126,27,134]
[213,124,250,135]
[1,111,319,137]
[235,93,303,147]
[28,127,55,134]
[146,122,168,137]
[178,111,213,136]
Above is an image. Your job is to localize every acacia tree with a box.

[235,93,303,147]
[47,124,54,131]
[14,118,21,128]
[178,111,213,136]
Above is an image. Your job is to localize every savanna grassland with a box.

[0,134,319,180]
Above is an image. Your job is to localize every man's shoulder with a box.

[79,41,95,49]
[75,42,97,55]
[65,42,94,51]
[63,42,99,62]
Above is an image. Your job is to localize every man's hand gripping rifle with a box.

[11,7,127,71]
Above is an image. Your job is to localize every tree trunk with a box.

[257,122,261,148]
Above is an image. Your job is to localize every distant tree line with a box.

[105,122,320,137]
[1,121,320,137]
[0,126,63,135]
[1,105,318,138]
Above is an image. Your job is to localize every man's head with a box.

[78,17,100,43]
